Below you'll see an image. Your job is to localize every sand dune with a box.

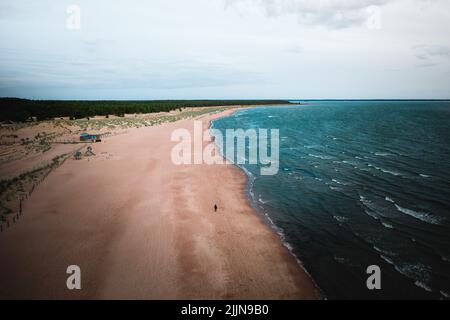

[0,109,318,299]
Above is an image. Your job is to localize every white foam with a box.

[394,262,432,288]
[368,164,401,176]
[394,204,443,225]
[309,153,333,160]
[258,197,269,204]
[380,168,401,176]
[332,178,348,185]
[364,209,379,220]
[380,255,395,265]
[333,215,349,223]
[374,246,399,257]
[415,281,432,292]
[360,195,384,219]
[375,152,391,157]
[329,185,342,192]
[382,222,394,229]
[385,196,395,203]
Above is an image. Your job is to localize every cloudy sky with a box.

[0,0,449,99]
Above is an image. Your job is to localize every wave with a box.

[360,195,389,219]
[367,164,401,176]
[374,152,392,157]
[415,281,432,292]
[308,153,334,160]
[380,255,395,265]
[332,178,349,185]
[364,209,379,220]
[258,196,270,204]
[441,291,450,298]
[385,196,395,203]
[304,144,321,149]
[333,215,349,223]
[394,262,432,287]
[373,246,399,257]
[382,221,394,229]
[329,185,343,192]
[394,204,443,225]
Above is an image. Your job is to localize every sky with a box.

[0,0,449,100]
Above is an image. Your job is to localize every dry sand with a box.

[0,109,319,299]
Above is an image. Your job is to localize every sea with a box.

[211,100,450,299]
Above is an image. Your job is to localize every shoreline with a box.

[0,107,319,299]
[209,109,322,299]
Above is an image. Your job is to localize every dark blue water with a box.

[212,101,450,299]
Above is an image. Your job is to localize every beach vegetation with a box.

[0,98,291,122]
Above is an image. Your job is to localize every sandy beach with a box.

[0,109,318,299]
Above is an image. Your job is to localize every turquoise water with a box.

[212,101,450,299]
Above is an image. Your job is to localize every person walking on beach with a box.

[214,204,218,212]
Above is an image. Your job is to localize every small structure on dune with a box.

[80,133,102,143]
[74,151,82,160]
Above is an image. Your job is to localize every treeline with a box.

[0,98,291,122]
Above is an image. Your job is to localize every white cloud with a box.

[223,0,391,29]
[0,0,449,99]
[413,45,450,60]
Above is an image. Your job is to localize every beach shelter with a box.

[80,133,90,142]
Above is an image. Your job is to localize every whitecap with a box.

[258,197,269,204]
[380,255,395,265]
[382,222,394,229]
[440,291,450,298]
[375,152,391,157]
[394,262,432,287]
[415,281,432,292]
[380,168,401,176]
[368,164,401,176]
[394,204,443,225]
[373,246,399,257]
[419,174,431,178]
[364,209,380,220]
[332,178,348,185]
[333,216,349,223]
[308,153,333,160]
[385,196,395,203]
[359,195,386,218]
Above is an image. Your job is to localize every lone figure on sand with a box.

[214,204,218,212]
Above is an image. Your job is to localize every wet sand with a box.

[0,109,319,299]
